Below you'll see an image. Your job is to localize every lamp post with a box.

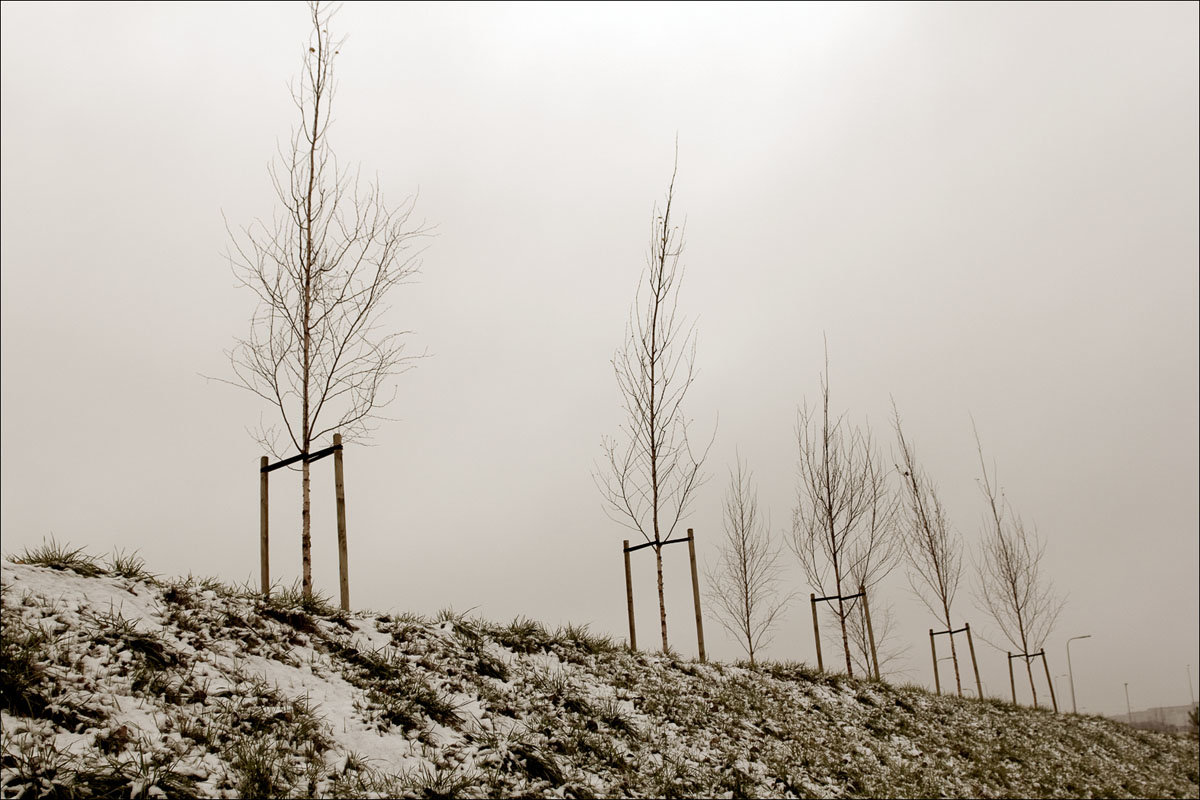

[1124,682,1132,724]
[1066,634,1091,715]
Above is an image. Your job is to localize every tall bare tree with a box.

[705,456,792,668]
[893,402,967,695]
[973,422,1065,707]
[596,150,713,652]
[789,353,898,676]
[221,2,427,599]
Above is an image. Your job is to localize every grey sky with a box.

[2,1,1196,718]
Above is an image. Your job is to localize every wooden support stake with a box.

[687,528,706,663]
[333,434,349,612]
[930,629,941,695]
[1009,652,1017,705]
[1041,650,1058,713]
[623,540,637,652]
[810,593,823,672]
[965,622,983,699]
[260,456,269,596]
[860,583,880,680]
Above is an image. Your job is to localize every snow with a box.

[2,559,1197,799]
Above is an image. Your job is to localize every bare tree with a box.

[705,456,792,668]
[973,422,1066,707]
[893,402,967,695]
[596,149,713,652]
[220,2,427,599]
[789,353,898,676]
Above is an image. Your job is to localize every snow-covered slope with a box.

[2,556,1196,798]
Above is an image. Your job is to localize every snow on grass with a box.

[2,555,1197,798]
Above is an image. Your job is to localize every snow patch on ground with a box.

[3,559,1197,799]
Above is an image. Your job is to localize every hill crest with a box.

[2,551,1197,798]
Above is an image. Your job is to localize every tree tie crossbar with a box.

[932,625,968,637]
[814,590,864,604]
[261,443,344,473]
[623,536,689,554]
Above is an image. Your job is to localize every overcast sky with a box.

[2,1,1197,720]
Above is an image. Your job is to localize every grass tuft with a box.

[0,600,52,717]
[228,734,297,799]
[105,548,157,582]
[492,616,553,654]
[266,581,338,617]
[10,537,105,577]
[557,622,618,655]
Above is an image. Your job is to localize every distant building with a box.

[1113,703,1199,733]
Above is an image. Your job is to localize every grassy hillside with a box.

[2,546,1197,799]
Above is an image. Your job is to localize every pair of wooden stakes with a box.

[928,623,984,698]
[809,585,882,680]
[930,624,1059,711]
[258,433,351,612]
[1007,648,1059,712]
[621,529,707,660]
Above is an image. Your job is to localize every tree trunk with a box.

[944,604,963,696]
[1026,656,1039,708]
[837,590,853,676]
[948,626,963,696]
[655,544,668,651]
[302,458,312,598]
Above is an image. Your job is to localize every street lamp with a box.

[1066,634,1092,715]
[1124,682,1132,725]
